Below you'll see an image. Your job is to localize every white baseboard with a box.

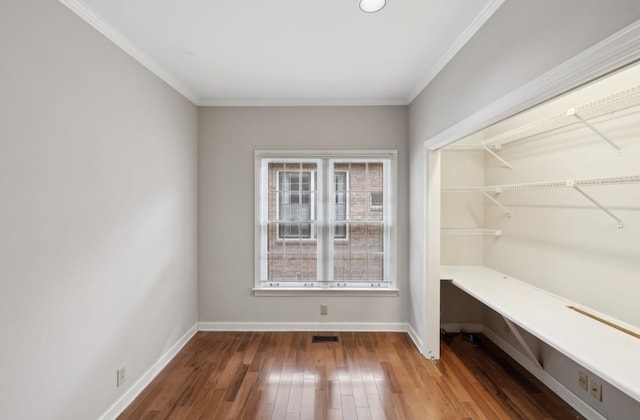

[198,321,408,332]
[407,323,424,355]
[482,327,605,420]
[98,324,198,420]
[98,321,425,419]
[440,323,483,334]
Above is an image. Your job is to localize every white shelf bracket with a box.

[567,108,621,154]
[572,184,624,228]
[481,191,511,217]
[503,317,543,369]
[482,145,512,169]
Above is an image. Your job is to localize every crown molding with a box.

[198,97,409,107]
[59,0,200,105]
[406,0,505,103]
[60,0,501,108]
[424,18,640,150]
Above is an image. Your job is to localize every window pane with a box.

[264,161,319,284]
[330,160,387,285]
[371,191,383,207]
[334,171,347,238]
[273,166,316,239]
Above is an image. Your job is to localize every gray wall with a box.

[198,106,409,325]
[0,1,198,419]
[408,0,640,355]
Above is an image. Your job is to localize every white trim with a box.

[199,97,408,107]
[423,18,640,368]
[58,0,501,108]
[483,327,605,420]
[97,324,198,420]
[198,321,408,332]
[424,150,442,360]
[423,19,640,150]
[58,0,199,104]
[407,323,424,355]
[252,288,399,297]
[406,0,506,103]
[255,150,398,159]
[255,150,397,290]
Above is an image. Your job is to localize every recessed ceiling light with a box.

[359,0,386,13]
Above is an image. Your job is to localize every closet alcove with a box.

[438,62,640,419]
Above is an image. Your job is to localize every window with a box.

[334,171,348,239]
[278,171,314,239]
[371,191,383,207]
[255,150,397,292]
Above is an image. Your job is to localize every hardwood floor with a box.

[118,332,584,419]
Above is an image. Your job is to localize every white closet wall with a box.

[440,144,485,330]
[483,66,640,328]
[440,63,640,419]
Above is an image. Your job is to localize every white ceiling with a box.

[61,0,503,106]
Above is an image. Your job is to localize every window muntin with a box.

[256,152,395,290]
[334,171,348,239]
[278,170,315,239]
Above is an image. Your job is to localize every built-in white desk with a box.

[440,265,640,403]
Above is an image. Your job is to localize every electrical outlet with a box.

[320,304,328,315]
[117,366,126,388]
[590,380,602,401]
[578,372,588,391]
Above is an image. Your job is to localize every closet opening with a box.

[434,61,640,419]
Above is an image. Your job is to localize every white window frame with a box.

[254,150,398,296]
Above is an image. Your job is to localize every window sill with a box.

[252,287,399,297]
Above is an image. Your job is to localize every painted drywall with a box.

[440,63,640,418]
[440,149,486,265]
[408,0,640,356]
[439,149,485,329]
[482,68,640,327]
[483,309,640,418]
[0,2,198,419]
[198,106,409,324]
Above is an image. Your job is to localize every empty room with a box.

[2,1,640,419]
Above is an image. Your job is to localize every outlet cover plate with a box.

[590,380,602,401]
[578,372,588,391]
[117,367,126,387]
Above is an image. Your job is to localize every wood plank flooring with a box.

[118,332,584,419]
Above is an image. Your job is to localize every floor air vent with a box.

[312,335,339,343]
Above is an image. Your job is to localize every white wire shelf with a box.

[481,85,640,151]
[441,228,502,236]
[442,175,640,193]
[442,175,640,228]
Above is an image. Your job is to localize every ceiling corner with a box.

[405,0,506,104]
[59,0,200,105]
